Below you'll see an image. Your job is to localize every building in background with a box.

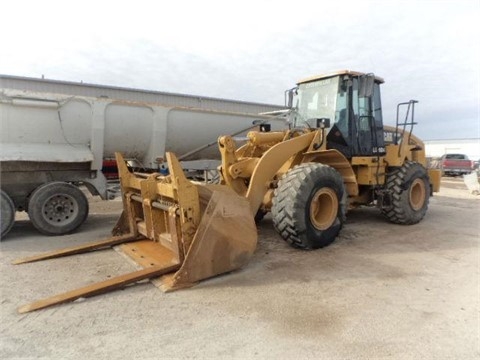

[425,139,480,161]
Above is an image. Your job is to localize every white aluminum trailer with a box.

[0,89,286,237]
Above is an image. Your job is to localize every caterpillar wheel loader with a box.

[14,70,441,313]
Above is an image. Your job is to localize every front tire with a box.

[382,161,430,224]
[28,182,89,235]
[272,163,346,249]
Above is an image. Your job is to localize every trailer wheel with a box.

[28,182,89,235]
[272,163,346,249]
[382,161,430,224]
[1,190,16,238]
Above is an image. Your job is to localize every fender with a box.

[246,131,316,214]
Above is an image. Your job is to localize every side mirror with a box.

[285,87,298,108]
[359,74,375,98]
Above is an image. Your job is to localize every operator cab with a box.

[289,70,386,158]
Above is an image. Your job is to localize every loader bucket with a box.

[14,152,257,313]
[119,184,257,292]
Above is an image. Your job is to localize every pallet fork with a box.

[14,152,257,313]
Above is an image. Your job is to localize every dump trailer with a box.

[14,70,441,313]
[0,89,284,238]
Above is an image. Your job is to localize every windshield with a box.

[292,76,340,128]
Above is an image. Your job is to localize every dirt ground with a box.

[1,178,479,359]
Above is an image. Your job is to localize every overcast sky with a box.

[1,0,478,140]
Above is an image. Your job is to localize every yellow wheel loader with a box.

[14,70,441,313]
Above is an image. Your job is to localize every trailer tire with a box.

[382,161,430,225]
[28,182,89,235]
[1,190,16,239]
[272,163,346,250]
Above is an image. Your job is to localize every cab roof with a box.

[297,70,385,85]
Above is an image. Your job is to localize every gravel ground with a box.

[1,178,479,359]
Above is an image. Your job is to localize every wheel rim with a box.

[309,188,338,230]
[409,178,426,211]
[41,194,79,226]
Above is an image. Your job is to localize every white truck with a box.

[0,89,285,237]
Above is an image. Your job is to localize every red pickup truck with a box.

[441,154,474,176]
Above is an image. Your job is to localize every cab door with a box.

[351,77,385,157]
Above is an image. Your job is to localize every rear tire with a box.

[1,190,16,238]
[272,163,346,249]
[382,161,430,224]
[28,182,89,235]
